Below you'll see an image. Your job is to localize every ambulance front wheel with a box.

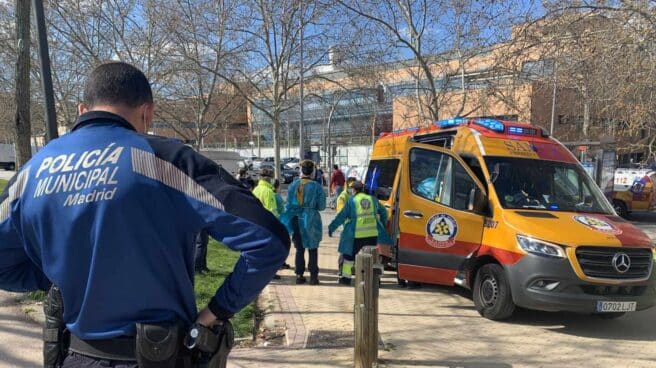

[473,264,515,320]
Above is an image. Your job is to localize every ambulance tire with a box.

[473,264,515,320]
[612,200,628,218]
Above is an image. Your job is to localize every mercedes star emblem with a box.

[612,252,631,274]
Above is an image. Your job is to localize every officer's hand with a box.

[196,307,221,328]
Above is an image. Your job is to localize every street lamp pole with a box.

[33,0,58,143]
[298,1,305,159]
[550,61,558,136]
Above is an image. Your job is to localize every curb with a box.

[258,283,307,349]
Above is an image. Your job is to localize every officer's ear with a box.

[78,103,89,115]
[141,103,155,133]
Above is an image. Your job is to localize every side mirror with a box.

[468,187,488,214]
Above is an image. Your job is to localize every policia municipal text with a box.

[0,62,290,367]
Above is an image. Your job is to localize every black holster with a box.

[136,322,183,368]
[184,322,234,368]
[43,285,69,368]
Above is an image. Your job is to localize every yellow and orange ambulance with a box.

[364,118,656,320]
[606,168,656,217]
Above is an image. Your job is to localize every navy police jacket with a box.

[0,111,290,339]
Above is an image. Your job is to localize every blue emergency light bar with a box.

[472,118,505,132]
[436,117,505,133]
[507,126,538,136]
[435,117,468,128]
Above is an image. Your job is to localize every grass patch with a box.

[195,240,255,338]
[27,290,47,302]
[0,179,7,193]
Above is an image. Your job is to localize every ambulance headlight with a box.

[517,235,566,258]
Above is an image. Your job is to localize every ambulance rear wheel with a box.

[473,264,515,320]
[613,200,628,218]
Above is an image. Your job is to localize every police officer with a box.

[0,62,289,366]
[328,181,391,285]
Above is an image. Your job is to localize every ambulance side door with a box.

[364,158,401,259]
[397,143,486,285]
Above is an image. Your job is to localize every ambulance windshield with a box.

[485,157,614,214]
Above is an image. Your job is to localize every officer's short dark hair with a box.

[351,180,364,192]
[84,62,153,108]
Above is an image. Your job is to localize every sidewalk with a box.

[230,211,656,368]
[229,212,357,367]
[0,292,41,367]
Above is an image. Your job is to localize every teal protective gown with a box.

[280,178,326,249]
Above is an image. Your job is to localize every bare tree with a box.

[337,0,520,126]
[13,0,32,167]
[153,0,245,151]
[538,1,656,161]
[45,0,174,130]
[179,0,330,178]
[509,5,656,163]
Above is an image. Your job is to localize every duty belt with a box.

[69,335,136,362]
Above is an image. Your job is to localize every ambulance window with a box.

[453,162,478,211]
[461,155,486,188]
[409,148,453,206]
[365,159,399,200]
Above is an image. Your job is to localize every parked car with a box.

[242,155,259,169]
[282,157,300,170]
[260,163,299,184]
[251,157,264,170]
[199,150,245,176]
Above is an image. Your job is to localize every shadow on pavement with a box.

[379,358,513,368]
[628,212,656,223]
[502,307,656,341]
[0,345,39,368]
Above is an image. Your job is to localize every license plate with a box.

[596,301,637,312]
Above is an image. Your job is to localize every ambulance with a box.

[364,118,656,320]
[607,168,656,217]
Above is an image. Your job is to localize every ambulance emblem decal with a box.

[425,214,458,248]
[573,215,622,235]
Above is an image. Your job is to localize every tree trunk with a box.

[272,112,281,180]
[14,0,32,168]
[327,116,332,177]
[224,124,228,150]
[582,84,590,140]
